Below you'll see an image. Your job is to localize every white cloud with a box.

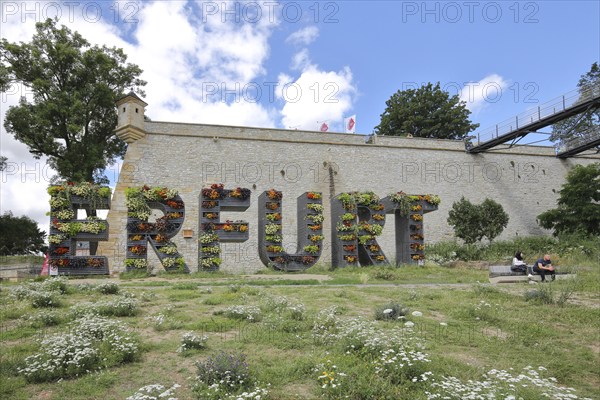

[291,49,311,71]
[279,32,357,131]
[460,74,508,114]
[0,1,356,237]
[127,1,277,126]
[286,26,319,46]
[278,64,356,132]
[0,0,280,235]
[1,90,54,233]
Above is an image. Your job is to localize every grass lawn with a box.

[1,262,598,399]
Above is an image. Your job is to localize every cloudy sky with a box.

[1,0,599,233]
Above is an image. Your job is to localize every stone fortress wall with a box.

[98,95,598,274]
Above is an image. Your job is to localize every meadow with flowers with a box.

[0,253,598,399]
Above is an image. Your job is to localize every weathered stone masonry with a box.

[98,94,597,274]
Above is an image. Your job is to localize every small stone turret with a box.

[115,91,148,143]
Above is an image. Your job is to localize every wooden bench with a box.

[489,265,575,284]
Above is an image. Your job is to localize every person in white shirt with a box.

[511,250,529,274]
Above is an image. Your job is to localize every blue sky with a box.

[1,0,599,230]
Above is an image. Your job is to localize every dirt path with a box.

[68,273,333,286]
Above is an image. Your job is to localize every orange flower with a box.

[266,202,279,210]
[267,189,283,200]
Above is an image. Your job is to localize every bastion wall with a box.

[99,118,596,274]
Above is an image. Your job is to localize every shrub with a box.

[260,295,306,321]
[145,312,183,331]
[18,315,139,382]
[10,277,70,305]
[126,384,181,400]
[30,291,60,308]
[371,267,398,281]
[39,277,69,294]
[218,305,262,322]
[374,303,410,321]
[95,282,120,295]
[426,366,592,399]
[315,359,347,395]
[23,310,62,327]
[524,281,578,307]
[70,297,139,318]
[524,286,554,305]
[447,197,508,244]
[194,352,252,396]
[177,331,208,353]
[228,284,242,293]
[374,348,432,384]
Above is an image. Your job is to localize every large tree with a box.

[1,19,146,183]
[375,82,479,139]
[551,63,600,148]
[0,211,47,255]
[537,163,600,236]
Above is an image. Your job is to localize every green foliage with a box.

[479,199,510,242]
[389,192,413,216]
[2,265,600,399]
[1,19,145,182]
[194,351,252,396]
[18,315,139,383]
[375,82,479,139]
[303,245,320,254]
[95,282,120,295]
[370,267,399,281]
[374,303,409,320]
[0,211,47,256]
[537,163,600,236]
[446,197,482,244]
[551,62,599,146]
[70,297,139,317]
[524,285,556,305]
[29,291,61,308]
[447,197,509,244]
[427,234,600,265]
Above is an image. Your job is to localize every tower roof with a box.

[116,91,148,106]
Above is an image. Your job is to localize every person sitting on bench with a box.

[511,251,528,274]
[533,254,556,282]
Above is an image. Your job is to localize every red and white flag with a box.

[344,115,356,133]
[319,121,329,132]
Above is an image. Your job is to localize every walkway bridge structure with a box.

[465,84,600,158]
